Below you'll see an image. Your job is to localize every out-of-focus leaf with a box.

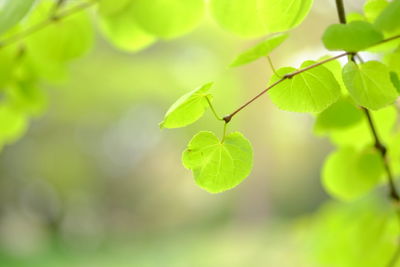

[0,0,35,34]
[375,0,400,33]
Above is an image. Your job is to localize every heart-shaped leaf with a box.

[160,83,213,129]
[322,21,383,52]
[342,61,398,110]
[268,61,341,113]
[182,131,253,193]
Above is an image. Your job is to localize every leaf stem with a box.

[267,56,280,78]
[0,0,97,49]
[206,96,223,121]
[221,122,227,143]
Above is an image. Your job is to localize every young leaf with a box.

[182,131,253,193]
[160,83,213,129]
[230,33,289,67]
[131,0,205,39]
[98,0,131,16]
[98,6,156,52]
[314,98,363,134]
[374,0,400,33]
[0,0,35,34]
[342,61,398,110]
[210,0,313,37]
[268,61,341,113]
[322,147,384,201]
[322,21,383,52]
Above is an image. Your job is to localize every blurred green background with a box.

[0,1,368,266]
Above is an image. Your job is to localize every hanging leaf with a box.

[322,147,384,201]
[131,0,205,39]
[322,21,383,52]
[314,98,363,134]
[363,0,388,22]
[210,0,313,37]
[342,61,398,110]
[268,61,341,113]
[182,131,253,193]
[98,5,156,52]
[160,83,213,129]
[230,33,289,67]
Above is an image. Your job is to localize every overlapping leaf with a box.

[342,61,398,110]
[268,61,341,112]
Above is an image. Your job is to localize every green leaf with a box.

[160,83,213,129]
[268,61,341,113]
[0,47,16,88]
[314,98,363,134]
[322,21,383,52]
[182,131,253,193]
[346,12,366,23]
[230,33,289,67]
[363,0,388,22]
[342,61,398,110]
[98,0,131,16]
[375,0,400,33]
[309,199,398,267]
[24,3,94,81]
[322,147,384,201]
[329,106,397,149]
[210,0,313,37]
[98,6,156,52]
[0,0,35,34]
[131,0,205,39]
[385,51,400,76]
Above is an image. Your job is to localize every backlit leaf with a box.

[230,33,289,67]
[342,61,398,110]
[268,61,341,113]
[322,21,383,52]
[182,131,253,193]
[375,0,400,33]
[0,0,35,34]
[160,83,213,129]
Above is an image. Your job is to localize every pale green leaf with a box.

[0,105,27,149]
[322,21,383,52]
[98,0,131,16]
[346,12,366,23]
[314,98,363,134]
[160,83,213,129]
[375,0,400,32]
[0,0,35,34]
[267,61,341,113]
[322,147,384,201]
[182,131,253,193]
[98,6,156,52]
[363,0,388,21]
[210,0,313,37]
[329,106,397,149]
[342,61,398,110]
[230,33,288,67]
[131,0,205,39]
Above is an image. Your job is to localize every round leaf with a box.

[342,61,398,110]
[182,131,253,193]
[268,61,341,113]
[322,21,383,52]
[322,147,384,201]
[131,0,205,39]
